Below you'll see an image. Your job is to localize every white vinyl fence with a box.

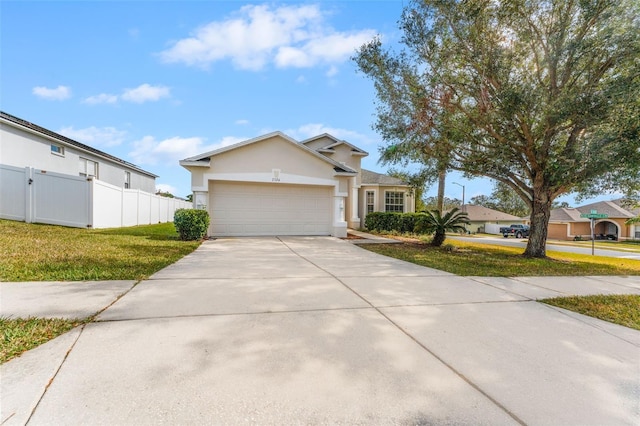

[1,165,191,228]
[483,223,503,235]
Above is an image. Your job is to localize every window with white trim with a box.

[385,191,404,212]
[79,157,98,178]
[124,171,131,189]
[366,191,375,214]
[51,144,64,156]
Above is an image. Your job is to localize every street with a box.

[450,235,640,260]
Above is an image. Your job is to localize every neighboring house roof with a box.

[300,133,369,157]
[460,204,523,222]
[180,131,357,174]
[1,111,158,178]
[575,200,635,218]
[610,198,640,216]
[550,208,589,222]
[360,169,408,186]
[550,199,637,222]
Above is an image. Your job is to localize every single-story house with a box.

[459,204,526,234]
[548,200,639,241]
[180,132,415,237]
[0,111,157,192]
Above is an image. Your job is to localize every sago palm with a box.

[415,207,469,247]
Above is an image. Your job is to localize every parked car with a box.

[499,224,530,238]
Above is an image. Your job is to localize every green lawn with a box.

[1,220,203,363]
[0,220,201,281]
[1,317,85,363]
[362,240,640,276]
[541,295,640,330]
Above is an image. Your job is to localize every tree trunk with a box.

[436,169,446,212]
[524,192,553,258]
[432,230,446,247]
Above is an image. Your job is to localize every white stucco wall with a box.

[0,122,156,193]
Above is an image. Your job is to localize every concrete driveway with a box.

[2,237,639,425]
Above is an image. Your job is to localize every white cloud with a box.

[58,126,127,147]
[83,93,118,105]
[159,4,375,71]
[235,119,250,125]
[130,135,206,165]
[32,85,71,101]
[129,134,250,166]
[295,75,307,84]
[215,136,246,149]
[288,123,374,146]
[121,84,170,103]
[82,84,170,105]
[326,65,339,77]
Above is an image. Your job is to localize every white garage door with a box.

[210,181,333,236]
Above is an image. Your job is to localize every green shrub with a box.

[365,212,428,233]
[402,213,426,233]
[174,209,210,241]
[365,212,401,231]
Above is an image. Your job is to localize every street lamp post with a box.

[452,182,465,208]
[452,181,466,233]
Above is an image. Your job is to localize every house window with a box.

[385,191,404,212]
[366,191,375,214]
[79,158,98,178]
[124,171,131,189]
[51,144,64,156]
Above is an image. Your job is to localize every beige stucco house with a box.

[548,200,639,241]
[180,132,414,237]
[459,204,526,234]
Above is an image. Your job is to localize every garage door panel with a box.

[210,182,333,236]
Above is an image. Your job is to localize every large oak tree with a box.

[354,0,640,257]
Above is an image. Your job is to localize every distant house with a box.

[548,200,639,241]
[180,132,415,237]
[1,111,157,192]
[1,111,189,228]
[459,204,526,234]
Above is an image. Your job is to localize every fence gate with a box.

[31,169,91,227]
[0,165,91,228]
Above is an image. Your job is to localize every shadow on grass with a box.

[93,223,182,241]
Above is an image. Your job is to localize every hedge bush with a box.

[174,209,210,241]
[365,212,430,234]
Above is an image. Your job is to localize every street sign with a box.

[580,213,608,219]
[578,210,610,255]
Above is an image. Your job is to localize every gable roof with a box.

[575,200,635,218]
[549,199,637,222]
[550,208,588,222]
[300,133,368,157]
[180,131,357,174]
[360,169,408,185]
[461,204,524,222]
[1,111,158,178]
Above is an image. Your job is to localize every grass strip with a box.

[362,241,640,276]
[0,220,201,281]
[0,317,84,363]
[541,295,640,330]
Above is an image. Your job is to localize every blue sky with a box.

[1,1,614,205]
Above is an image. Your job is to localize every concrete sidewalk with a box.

[2,237,639,425]
[1,280,137,320]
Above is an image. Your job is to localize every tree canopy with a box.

[469,181,530,217]
[354,0,640,257]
